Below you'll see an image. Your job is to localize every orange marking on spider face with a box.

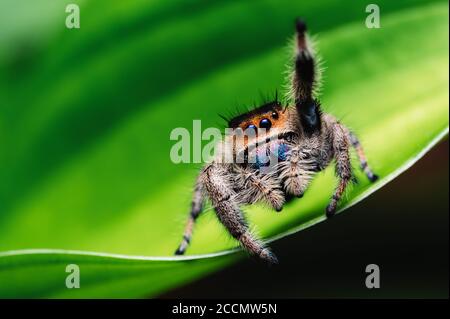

[227,102,291,150]
[236,108,289,147]
[237,108,288,131]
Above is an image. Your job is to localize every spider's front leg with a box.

[326,123,352,218]
[234,165,285,212]
[203,163,278,264]
[281,146,317,198]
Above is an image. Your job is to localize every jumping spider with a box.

[175,19,378,264]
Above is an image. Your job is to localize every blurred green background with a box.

[0,0,448,298]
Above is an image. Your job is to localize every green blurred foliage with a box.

[0,0,448,297]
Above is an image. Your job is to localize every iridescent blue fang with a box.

[250,142,291,169]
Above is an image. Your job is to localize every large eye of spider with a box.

[245,124,257,131]
[259,118,272,129]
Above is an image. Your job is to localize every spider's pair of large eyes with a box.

[259,118,272,129]
[246,111,278,131]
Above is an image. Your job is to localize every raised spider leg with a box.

[234,165,285,212]
[292,18,321,134]
[348,131,379,182]
[175,178,204,255]
[326,123,352,218]
[293,18,315,103]
[203,163,278,264]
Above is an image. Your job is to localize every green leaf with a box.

[0,0,448,297]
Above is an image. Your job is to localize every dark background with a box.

[165,140,449,298]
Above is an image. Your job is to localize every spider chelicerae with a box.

[175,19,378,264]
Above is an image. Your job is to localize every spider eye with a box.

[245,124,257,131]
[259,118,272,129]
[271,111,279,119]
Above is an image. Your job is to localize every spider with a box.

[175,19,378,264]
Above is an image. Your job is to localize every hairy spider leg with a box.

[348,131,379,182]
[203,164,278,264]
[175,179,204,255]
[292,18,321,135]
[326,123,353,217]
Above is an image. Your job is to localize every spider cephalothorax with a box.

[175,19,378,264]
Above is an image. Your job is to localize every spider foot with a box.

[325,203,337,218]
[295,18,307,34]
[368,173,379,183]
[174,248,185,255]
[260,248,279,265]
[174,240,188,255]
